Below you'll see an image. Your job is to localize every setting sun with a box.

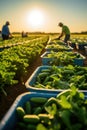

[27,9,44,28]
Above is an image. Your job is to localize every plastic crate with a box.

[1,91,87,130]
[0,92,57,130]
[74,55,85,66]
[41,51,53,65]
[84,46,87,55]
[41,51,86,66]
[25,66,62,93]
[70,42,76,48]
[25,66,87,94]
[0,46,4,52]
[76,43,87,50]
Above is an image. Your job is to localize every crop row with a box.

[0,36,49,95]
[0,35,44,52]
[0,34,42,46]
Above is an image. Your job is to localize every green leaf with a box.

[59,96,72,109]
[37,123,47,130]
[70,85,78,96]
[45,103,57,116]
[79,92,84,99]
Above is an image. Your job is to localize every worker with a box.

[1,21,12,40]
[57,22,70,44]
[22,31,28,37]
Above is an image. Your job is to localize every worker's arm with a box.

[58,31,64,39]
[8,28,13,38]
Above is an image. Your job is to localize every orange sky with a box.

[0,0,87,33]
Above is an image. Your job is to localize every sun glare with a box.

[27,9,44,28]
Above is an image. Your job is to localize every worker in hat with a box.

[57,22,70,44]
[1,21,12,40]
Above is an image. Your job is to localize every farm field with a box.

[0,0,87,129]
[0,33,87,123]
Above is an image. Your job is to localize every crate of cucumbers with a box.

[25,65,87,94]
[41,51,85,66]
[0,87,87,130]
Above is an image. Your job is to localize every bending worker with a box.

[1,21,12,40]
[57,22,70,44]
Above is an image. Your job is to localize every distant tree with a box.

[81,31,87,34]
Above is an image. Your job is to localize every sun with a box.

[27,9,44,28]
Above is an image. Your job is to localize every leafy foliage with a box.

[0,36,49,95]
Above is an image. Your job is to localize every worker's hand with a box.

[56,37,60,40]
[9,34,13,39]
[57,37,60,40]
[54,37,60,40]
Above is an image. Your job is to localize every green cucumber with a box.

[76,70,84,75]
[25,101,31,114]
[16,107,25,119]
[43,76,50,85]
[41,69,51,73]
[38,114,50,123]
[63,70,74,74]
[17,122,26,129]
[27,124,36,130]
[38,72,49,78]
[37,76,41,83]
[30,97,48,104]
[23,115,40,123]
[33,107,42,115]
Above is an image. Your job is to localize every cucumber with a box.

[76,70,84,75]
[43,76,50,85]
[27,124,36,130]
[30,97,48,104]
[34,83,45,88]
[63,69,74,74]
[38,114,50,120]
[37,76,41,83]
[38,114,50,124]
[25,101,31,114]
[16,107,25,119]
[17,122,26,129]
[41,69,51,73]
[45,81,52,86]
[33,107,42,115]
[23,115,40,123]
[38,72,49,78]
[38,114,53,125]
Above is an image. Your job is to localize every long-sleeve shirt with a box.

[2,25,10,36]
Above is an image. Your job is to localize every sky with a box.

[0,0,87,33]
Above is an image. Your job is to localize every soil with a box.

[0,48,87,121]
